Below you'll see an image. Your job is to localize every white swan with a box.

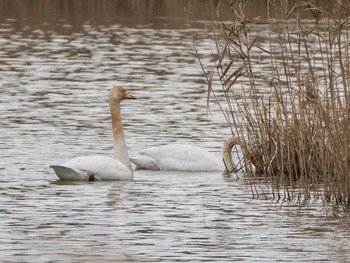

[50,86,136,181]
[130,138,238,173]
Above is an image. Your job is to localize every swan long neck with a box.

[109,99,133,173]
[223,137,265,174]
[223,137,240,173]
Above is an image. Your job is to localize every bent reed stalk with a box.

[207,0,350,206]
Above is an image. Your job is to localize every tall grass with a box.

[208,0,350,206]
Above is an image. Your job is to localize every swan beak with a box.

[124,91,137,100]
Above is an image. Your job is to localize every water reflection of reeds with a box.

[0,0,272,29]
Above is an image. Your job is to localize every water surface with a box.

[0,2,349,262]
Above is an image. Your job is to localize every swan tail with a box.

[130,155,159,170]
[50,165,95,181]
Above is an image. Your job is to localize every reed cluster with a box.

[209,0,350,206]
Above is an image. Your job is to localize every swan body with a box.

[50,86,136,181]
[131,143,226,172]
[50,155,132,181]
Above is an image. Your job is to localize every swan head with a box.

[109,86,136,102]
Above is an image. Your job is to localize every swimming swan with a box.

[130,138,240,173]
[50,86,136,181]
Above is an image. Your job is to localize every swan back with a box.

[134,144,223,172]
[52,155,133,181]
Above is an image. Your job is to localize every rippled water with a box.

[1,8,350,262]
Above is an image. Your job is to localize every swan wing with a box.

[130,155,160,170]
[135,144,223,172]
[50,165,92,180]
[51,155,133,181]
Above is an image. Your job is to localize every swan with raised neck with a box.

[50,86,136,181]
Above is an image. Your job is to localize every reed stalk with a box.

[208,0,350,206]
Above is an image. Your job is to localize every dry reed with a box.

[207,0,350,206]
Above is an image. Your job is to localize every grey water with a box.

[0,1,349,262]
